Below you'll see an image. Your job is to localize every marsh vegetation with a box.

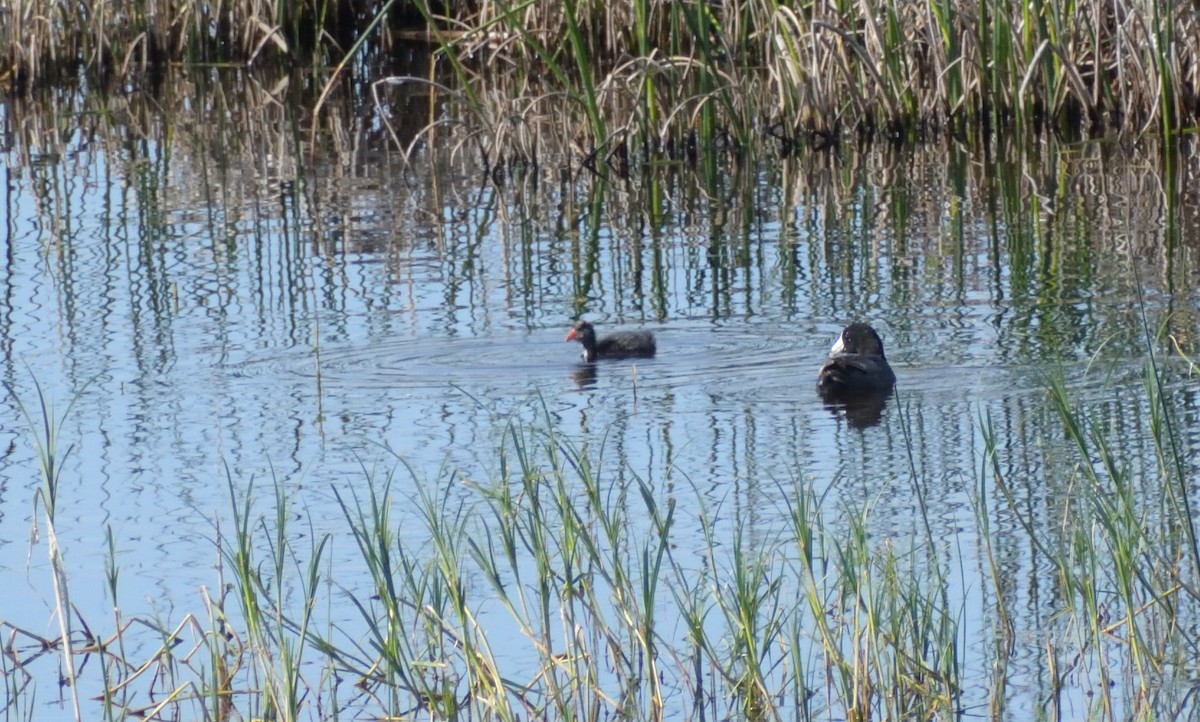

[7,359,1200,721]
[4,1,1200,720]
[6,0,1200,153]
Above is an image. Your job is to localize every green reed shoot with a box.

[98,525,128,722]
[973,412,1014,716]
[559,0,607,145]
[222,471,329,722]
[1001,366,1200,716]
[6,378,83,722]
[714,523,783,720]
[413,474,515,722]
[333,472,442,715]
[1145,314,1200,579]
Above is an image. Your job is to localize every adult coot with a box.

[565,320,656,362]
[817,323,896,396]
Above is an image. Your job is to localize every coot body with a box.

[566,320,656,362]
[817,323,896,396]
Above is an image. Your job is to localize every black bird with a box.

[565,320,656,363]
[817,323,896,396]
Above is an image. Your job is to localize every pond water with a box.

[3,86,1200,720]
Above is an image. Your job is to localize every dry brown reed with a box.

[5,0,1198,149]
[1,0,365,83]
[422,0,1200,145]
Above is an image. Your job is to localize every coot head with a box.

[565,320,596,346]
[830,323,888,357]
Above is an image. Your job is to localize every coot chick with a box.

[565,320,656,362]
[817,323,896,396]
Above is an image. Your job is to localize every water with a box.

[3,89,1200,719]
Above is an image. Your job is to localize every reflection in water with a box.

[2,89,1200,721]
[819,389,892,428]
[569,363,599,389]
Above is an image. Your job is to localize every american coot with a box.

[817,323,896,396]
[565,320,656,362]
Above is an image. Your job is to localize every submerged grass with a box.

[3,354,1200,720]
[979,330,1200,717]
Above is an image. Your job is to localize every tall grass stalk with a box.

[709,520,782,719]
[223,470,329,722]
[413,474,516,721]
[333,472,451,717]
[200,583,239,722]
[6,379,83,722]
[99,526,128,721]
[464,414,675,719]
[974,413,1014,718]
[467,435,572,718]
[557,429,655,717]
[559,0,607,146]
[978,358,1200,717]
[1141,310,1200,582]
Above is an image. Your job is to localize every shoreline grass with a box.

[4,353,1200,720]
[4,0,1198,151]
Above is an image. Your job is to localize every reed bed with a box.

[4,351,1200,721]
[0,0,379,82]
[5,0,1199,158]
[406,0,1200,169]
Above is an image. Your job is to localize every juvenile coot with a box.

[817,323,896,396]
[565,320,656,362]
